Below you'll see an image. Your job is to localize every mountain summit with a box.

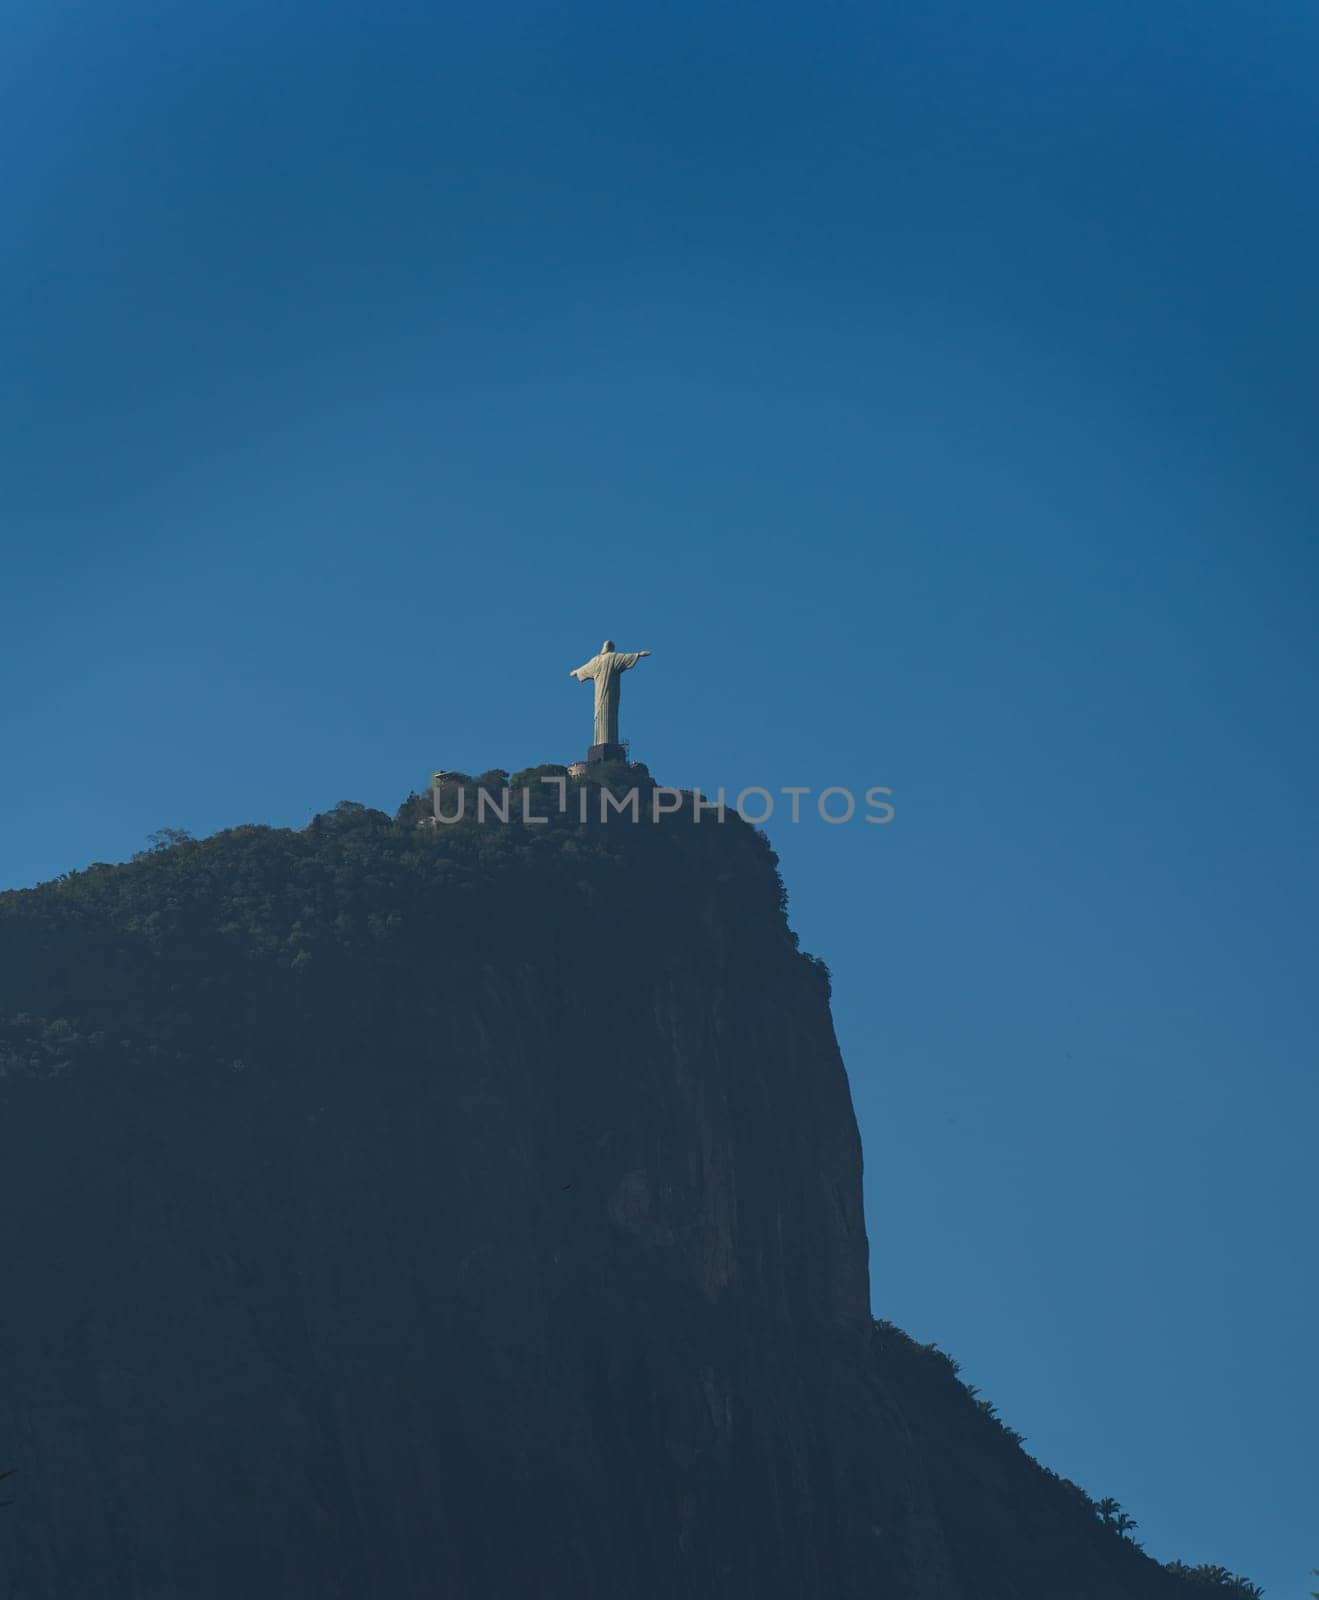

[0,769,1246,1597]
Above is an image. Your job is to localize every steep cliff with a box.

[0,768,1229,1598]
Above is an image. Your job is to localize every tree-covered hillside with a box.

[0,769,1263,1598]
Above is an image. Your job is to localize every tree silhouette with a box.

[1093,1497,1139,1543]
[1164,1561,1263,1597]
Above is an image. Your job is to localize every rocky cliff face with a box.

[0,774,1207,1597]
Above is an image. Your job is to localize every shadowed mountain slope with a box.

[0,770,1253,1598]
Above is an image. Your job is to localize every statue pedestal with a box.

[587,743,627,765]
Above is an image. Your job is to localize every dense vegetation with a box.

[873,1324,1264,1597]
[0,764,809,1089]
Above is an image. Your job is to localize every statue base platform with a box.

[587,742,627,765]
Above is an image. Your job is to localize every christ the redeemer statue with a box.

[570,639,651,755]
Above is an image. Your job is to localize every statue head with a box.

[602,638,615,653]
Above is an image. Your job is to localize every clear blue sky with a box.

[4,2,1316,1591]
